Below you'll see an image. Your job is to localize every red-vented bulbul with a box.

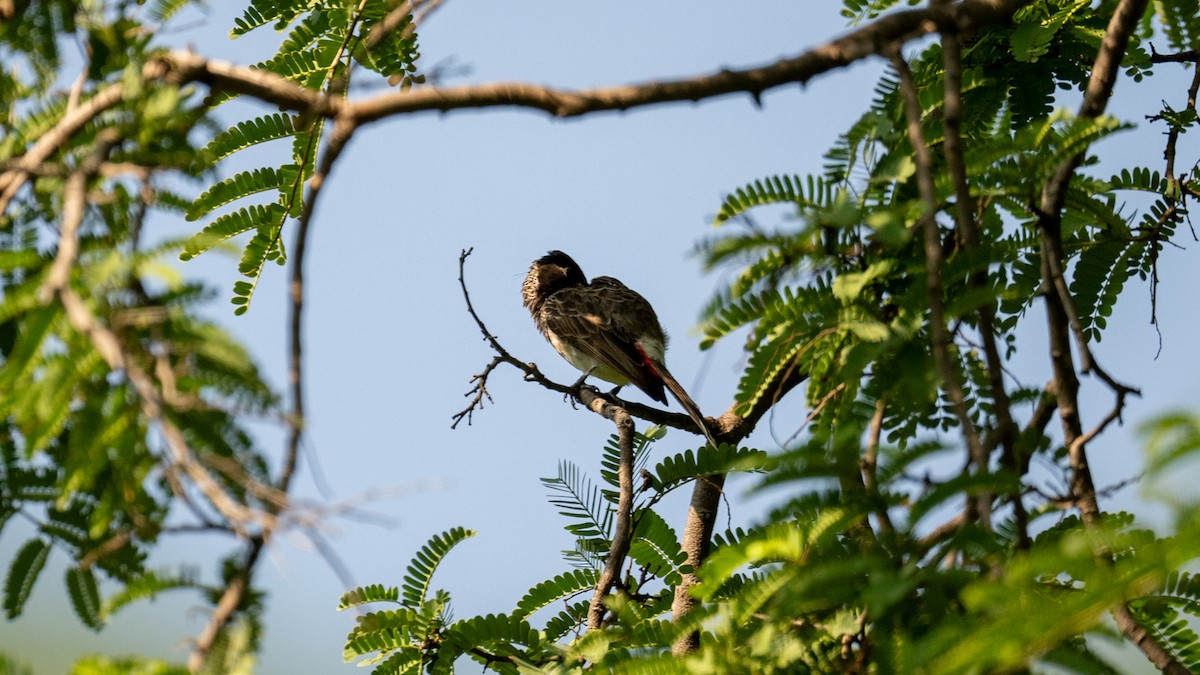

[522,250,718,448]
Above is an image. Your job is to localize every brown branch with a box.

[452,355,503,428]
[1033,1,1188,671]
[0,71,144,215]
[670,470,726,655]
[146,0,1035,129]
[669,331,810,655]
[187,538,264,673]
[940,22,1027,543]
[283,115,358,491]
[862,398,895,536]
[891,48,991,528]
[1038,0,1148,518]
[917,512,967,554]
[1037,0,1148,387]
[584,389,635,629]
[1149,46,1200,63]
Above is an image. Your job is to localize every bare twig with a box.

[453,248,738,436]
[193,110,362,673]
[1144,57,1200,331]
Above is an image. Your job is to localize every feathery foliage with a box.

[177,0,423,312]
[340,2,1200,672]
[4,0,1200,672]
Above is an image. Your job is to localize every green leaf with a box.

[628,509,688,586]
[542,460,613,541]
[179,203,286,262]
[438,613,543,668]
[543,599,590,642]
[401,527,475,608]
[338,583,400,611]
[103,570,198,618]
[650,444,771,494]
[832,260,896,302]
[66,566,103,630]
[3,538,50,619]
[714,174,834,225]
[513,568,597,621]
[203,113,298,162]
[186,166,300,222]
[231,0,315,37]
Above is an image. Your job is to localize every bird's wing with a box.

[592,278,717,447]
[541,283,668,404]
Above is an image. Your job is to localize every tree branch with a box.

[1037,0,1148,388]
[891,47,991,527]
[1033,1,1187,671]
[149,0,1035,129]
[939,18,1027,542]
[187,538,264,673]
[670,471,726,655]
[0,83,137,215]
[584,389,635,629]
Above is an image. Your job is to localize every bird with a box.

[522,250,718,448]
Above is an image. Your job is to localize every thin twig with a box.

[194,112,362,673]
[187,538,264,672]
[862,398,894,535]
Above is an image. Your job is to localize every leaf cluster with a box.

[179,0,424,313]
[339,3,1200,673]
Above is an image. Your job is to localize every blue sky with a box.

[2,2,1198,674]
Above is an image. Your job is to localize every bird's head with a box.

[522,250,587,312]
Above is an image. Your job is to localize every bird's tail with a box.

[655,362,720,449]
